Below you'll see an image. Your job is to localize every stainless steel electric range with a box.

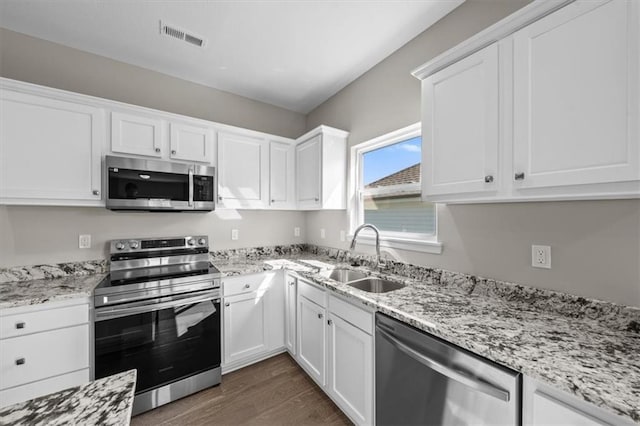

[93,235,222,415]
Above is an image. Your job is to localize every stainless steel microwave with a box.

[106,155,215,212]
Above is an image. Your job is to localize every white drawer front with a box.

[223,273,274,297]
[0,304,89,339]
[0,368,90,408]
[298,278,326,308]
[328,294,373,335]
[0,324,89,390]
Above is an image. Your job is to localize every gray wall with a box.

[0,28,306,138]
[0,206,305,266]
[0,28,307,266]
[305,0,640,306]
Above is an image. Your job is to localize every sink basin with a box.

[348,278,405,293]
[324,268,369,283]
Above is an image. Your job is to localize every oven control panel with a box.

[110,235,209,253]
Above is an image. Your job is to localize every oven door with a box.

[94,290,221,395]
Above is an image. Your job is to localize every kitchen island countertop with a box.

[0,370,136,426]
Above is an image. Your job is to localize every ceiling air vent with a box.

[160,21,206,48]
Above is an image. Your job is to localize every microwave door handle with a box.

[188,167,194,207]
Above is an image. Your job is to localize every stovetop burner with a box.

[94,235,221,307]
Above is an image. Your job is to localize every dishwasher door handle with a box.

[377,327,510,402]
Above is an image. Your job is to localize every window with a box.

[350,123,441,253]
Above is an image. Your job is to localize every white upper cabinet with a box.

[422,43,499,197]
[217,130,269,209]
[0,83,104,206]
[413,0,640,203]
[269,139,296,209]
[169,122,214,163]
[111,110,165,158]
[296,134,322,208]
[512,0,639,190]
[295,126,349,210]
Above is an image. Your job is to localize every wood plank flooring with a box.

[131,353,352,426]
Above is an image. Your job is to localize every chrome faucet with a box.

[350,223,382,267]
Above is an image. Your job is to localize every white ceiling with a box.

[0,0,464,113]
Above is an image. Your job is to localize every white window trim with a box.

[348,122,442,255]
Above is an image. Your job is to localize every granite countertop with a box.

[1,247,637,423]
[0,274,106,310]
[212,252,640,424]
[0,370,136,426]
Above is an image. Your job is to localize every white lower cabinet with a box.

[221,271,285,372]
[284,273,297,355]
[297,291,327,385]
[0,299,90,408]
[295,278,374,425]
[523,375,636,426]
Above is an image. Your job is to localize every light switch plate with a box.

[294,227,300,237]
[320,228,326,239]
[231,229,239,241]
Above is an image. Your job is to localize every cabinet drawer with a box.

[223,273,274,297]
[0,324,89,390]
[298,278,326,307]
[0,303,89,339]
[328,294,373,335]
[0,368,89,408]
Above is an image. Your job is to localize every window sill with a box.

[347,233,443,255]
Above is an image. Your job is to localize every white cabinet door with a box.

[223,291,268,365]
[422,43,499,198]
[217,131,268,208]
[170,122,214,163]
[513,0,639,189]
[328,313,373,426]
[266,270,285,352]
[284,274,297,355]
[269,139,295,209]
[297,295,326,386]
[522,376,633,426]
[296,135,322,209]
[111,111,165,158]
[0,90,103,204]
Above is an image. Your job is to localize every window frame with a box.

[348,122,442,254]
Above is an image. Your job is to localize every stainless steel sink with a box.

[348,278,405,293]
[324,268,369,283]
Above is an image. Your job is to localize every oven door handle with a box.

[95,292,220,322]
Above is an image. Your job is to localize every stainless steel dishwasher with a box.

[376,313,521,425]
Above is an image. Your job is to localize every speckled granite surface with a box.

[1,245,638,422]
[0,369,136,426]
[0,260,106,284]
[0,274,105,310]
[212,246,640,424]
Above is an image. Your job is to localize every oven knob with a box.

[129,240,139,249]
[198,238,206,245]
[187,238,196,246]
[115,241,126,250]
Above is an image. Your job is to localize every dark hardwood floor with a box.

[131,353,352,425]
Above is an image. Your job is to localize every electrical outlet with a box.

[531,245,551,269]
[340,230,346,242]
[79,234,91,249]
[231,229,239,241]
[320,228,326,239]
[294,227,300,237]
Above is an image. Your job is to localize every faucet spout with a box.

[350,223,381,266]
